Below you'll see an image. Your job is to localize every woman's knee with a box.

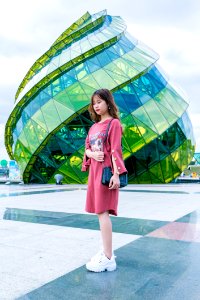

[98,211,109,220]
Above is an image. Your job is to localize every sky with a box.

[0,0,200,160]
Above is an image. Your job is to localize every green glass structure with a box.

[5,10,195,184]
[194,153,200,164]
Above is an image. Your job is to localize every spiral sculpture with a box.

[5,10,195,183]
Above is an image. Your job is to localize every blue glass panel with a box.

[86,60,99,73]
[132,83,151,105]
[24,97,40,118]
[149,66,167,87]
[112,42,126,56]
[106,49,119,61]
[121,93,141,112]
[178,112,195,143]
[15,117,23,137]
[96,51,112,67]
[105,15,112,25]
[113,92,130,113]
[21,111,30,126]
[39,90,52,106]
[120,35,135,50]
[62,72,77,89]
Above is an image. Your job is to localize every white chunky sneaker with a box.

[90,249,104,262]
[90,248,116,262]
[86,253,117,272]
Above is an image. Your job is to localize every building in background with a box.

[0,159,21,183]
[5,10,195,184]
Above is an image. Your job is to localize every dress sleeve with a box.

[81,133,91,172]
[108,119,127,175]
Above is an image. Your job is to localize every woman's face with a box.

[92,95,109,116]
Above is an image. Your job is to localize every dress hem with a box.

[85,209,117,216]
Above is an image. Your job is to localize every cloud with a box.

[0,0,199,157]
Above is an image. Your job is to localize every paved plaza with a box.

[0,183,200,299]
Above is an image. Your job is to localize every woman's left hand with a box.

[109,174,120,189]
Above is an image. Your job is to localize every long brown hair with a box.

[88,89,119,122]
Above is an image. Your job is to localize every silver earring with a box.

[108,106,111,110]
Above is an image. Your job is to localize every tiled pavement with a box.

[0,184,200,299]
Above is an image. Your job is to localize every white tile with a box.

[0,225,139,299]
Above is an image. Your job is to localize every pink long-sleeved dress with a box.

[81,118,127,216]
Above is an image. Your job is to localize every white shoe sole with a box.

[86,263,117,272]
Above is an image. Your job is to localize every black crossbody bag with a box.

[101,119,128,188]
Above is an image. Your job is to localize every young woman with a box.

[82,89,127,272]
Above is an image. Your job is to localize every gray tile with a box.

[17,237,200,300]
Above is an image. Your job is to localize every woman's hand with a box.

[92,151,104,162]
[85,149,104,162]
[109,174,120,189]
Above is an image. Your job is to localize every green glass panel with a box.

[171,147,182,169]
[121,114,146,153]
[81,74,101,90]
[168,86,188,111]
[59,160,82,183]
[179,141,190,170]
[103,63,129,79]
[92,68,117,89]
[131,116,158,145]
[67,82,86,96]
[41,100,61,132]
[122,136,132,152]
[30,119,48,143]
[51,79,62,96]
[150,172,163,183]
[121,137,132,160]
[113,58,138,79]
[23,120,40,153]
[18,130,32,153]
[143,99,169,135]
[154,90,178,117]
[17,156,27,173]
[128,177,138,184]
[15,140,31,164]
[137,171,151,184]
[170,156,181,178]
[135,45,156,62]
[123,52,147,70]
[54,100,75,122]
[103,68,129,85]
[132,105,158,134]
[75,63,88,81]
[149,163,164,182]
[79,82,96,98]
[31,109,49,132]
[155,101,178,126]
[54,90,75,111]
[69,153,83,167]
[160,156,173,183]
[157,87,184,117]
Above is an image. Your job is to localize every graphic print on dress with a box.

[89,131,106,152]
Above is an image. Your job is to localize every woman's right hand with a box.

[92,151,104,162]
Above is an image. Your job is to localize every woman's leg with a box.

[98,211,112,259]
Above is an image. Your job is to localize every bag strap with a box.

[103,118,114,145]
